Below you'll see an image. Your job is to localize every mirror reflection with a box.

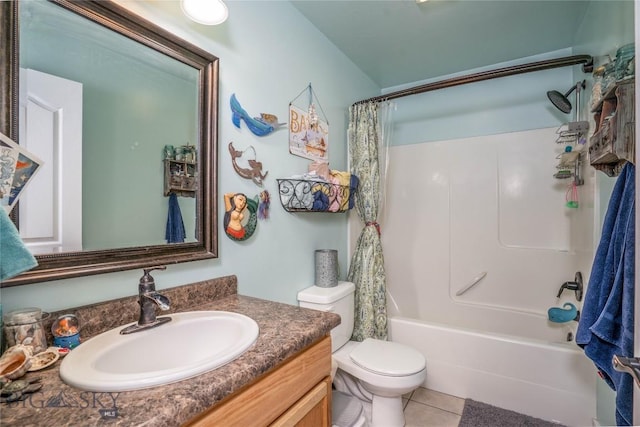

[1,0,218,286]
[19,0,198,254]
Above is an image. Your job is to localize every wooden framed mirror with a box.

[0,0,218,287]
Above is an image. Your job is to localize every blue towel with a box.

[165,193,186,244]
[0,208,37,281]
[312,189,330,211]
[576,163,635,426]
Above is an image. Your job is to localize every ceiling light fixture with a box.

[416,0,429,3]
[181,0,229,25]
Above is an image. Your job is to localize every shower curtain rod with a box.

[354,54,594,105]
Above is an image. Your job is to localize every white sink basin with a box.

[59,311,259,392]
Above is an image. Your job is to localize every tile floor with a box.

[402,387,465,427]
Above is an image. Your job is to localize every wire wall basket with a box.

[277,178,357,213]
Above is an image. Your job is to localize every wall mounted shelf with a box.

[589,78,635,177]
[164,159,197,197]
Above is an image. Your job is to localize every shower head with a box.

[547,90,573,113]
[547,80,586,114]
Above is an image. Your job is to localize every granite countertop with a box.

[0,277,340,427]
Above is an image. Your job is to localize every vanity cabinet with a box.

[185,336,332,427]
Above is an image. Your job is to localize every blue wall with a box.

[388,48,578,146]
[2,0,379,312]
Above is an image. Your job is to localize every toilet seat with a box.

[349,338,426,377]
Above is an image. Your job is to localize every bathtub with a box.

[388,316,597,426]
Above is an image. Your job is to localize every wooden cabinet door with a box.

[272,377,331,427]
[185,336,331,427]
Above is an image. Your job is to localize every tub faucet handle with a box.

[556,272,583,301]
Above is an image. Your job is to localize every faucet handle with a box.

[143,266,167,276]
[139,266,167,292]
[556,282,569,298]
[556,271,583,301]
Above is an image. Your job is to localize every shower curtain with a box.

[347,101,392,341]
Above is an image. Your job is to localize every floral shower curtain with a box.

[347,101,393,341]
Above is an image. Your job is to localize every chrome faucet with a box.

[556,271,583,301]
[121,266,172,334]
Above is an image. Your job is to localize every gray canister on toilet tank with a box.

[314,249,339,287]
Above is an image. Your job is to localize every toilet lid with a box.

[349,338,425,377]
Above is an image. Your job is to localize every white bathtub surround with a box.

[383,127,596,324]
[380,127,598,425]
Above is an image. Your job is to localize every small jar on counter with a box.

[3,307,49,354]
[51,314,81,349]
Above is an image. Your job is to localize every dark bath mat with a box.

[458,399,565,427]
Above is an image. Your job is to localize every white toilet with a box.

[298,281,426,427]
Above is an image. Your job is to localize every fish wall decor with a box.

[230,94,285,137]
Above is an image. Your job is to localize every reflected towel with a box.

[0,208,37,281]
[165,193,186,244]
[576,163,635,426]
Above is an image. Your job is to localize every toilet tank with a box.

[297,281,355,352]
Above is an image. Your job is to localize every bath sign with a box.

[289,84,329,162]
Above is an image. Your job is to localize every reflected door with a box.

[19,68,83,254]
